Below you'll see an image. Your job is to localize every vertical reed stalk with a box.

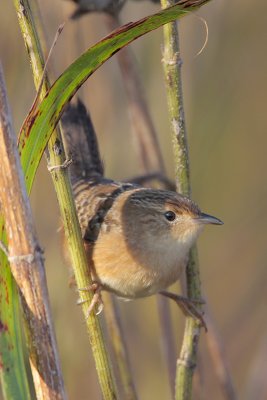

[0,64,66,400]
[160,3,236,399]
[160,1,203,399]
[13,0,117,398]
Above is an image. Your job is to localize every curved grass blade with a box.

[19,0,210,192]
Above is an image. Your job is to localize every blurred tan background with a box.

[1,0,267,399]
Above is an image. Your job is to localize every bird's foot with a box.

[159,290,207,331]
[77,282,104,317]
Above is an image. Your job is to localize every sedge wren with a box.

[62,100,223,317]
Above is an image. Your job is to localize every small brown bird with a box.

[62,100,222,317]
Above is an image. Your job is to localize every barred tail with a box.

[61,99,104,183]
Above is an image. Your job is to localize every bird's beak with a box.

[196,212,223,225]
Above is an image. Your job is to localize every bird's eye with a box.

[164,211,176,222]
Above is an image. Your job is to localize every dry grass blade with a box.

[0,64,66,400]
[104,295,138,400]
[244,325,267,400]
[205,311,237,400]
[105,14,165,173]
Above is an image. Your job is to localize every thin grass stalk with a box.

[13,0,117,398]
[160,2,237,399]
[205,311,236,400]
[244,325,267,400]
[160,1,203,399]
[0,64,66,399]
[105,14,165,173]
[104,296,138,400]
[160,2,190,197]
[104,13,177,392]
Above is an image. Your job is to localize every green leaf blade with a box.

[19,1,209,191]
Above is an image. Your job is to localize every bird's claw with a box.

[160,290,207,332]
[77,282,104,317]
